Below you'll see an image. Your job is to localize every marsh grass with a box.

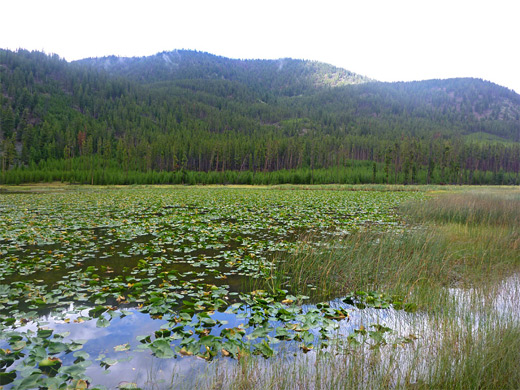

[270,188,520,304]
[403,187,520,227]
[165,187,520,389]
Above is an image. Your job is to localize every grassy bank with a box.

[185,187,520,389]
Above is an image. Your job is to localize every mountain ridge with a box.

[74,49,372,96]
[75,50,520,125]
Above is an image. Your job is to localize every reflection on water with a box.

[3,274,518,388]
[1,301,362,387]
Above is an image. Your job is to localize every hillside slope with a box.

[1,48,519,184]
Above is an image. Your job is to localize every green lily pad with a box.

[149,339,175,359]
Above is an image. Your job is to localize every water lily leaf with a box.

[302,331,314,344]
[96,316,110,328]
[248,326,273,341]
[118,382,141,390]
[59,363,86,377]
[136,335,151,344]
[114,343,131,352]
[3,318,16,326]
[12,372,42,388]
[253,340,275,358]
[69,379,89,389]
[149,339,175,359]
[274,327,293,340]
[11,340,26,351]
[300,343,313,353]
[47,342,67,355]
[73,351,90,363]
[68,340,87,352]
[154,329,171,339]
[37,329,53,338]
[199,317,217,327]
[0,357,15,370]
[0,371,17,385]
[100,358,118,369]
[89,305,108,318]
[39,357,62,377]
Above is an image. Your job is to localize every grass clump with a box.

[402,187,520,227]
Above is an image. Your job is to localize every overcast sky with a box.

[2,0,519,93]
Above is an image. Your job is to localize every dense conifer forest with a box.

[1,48,519,184]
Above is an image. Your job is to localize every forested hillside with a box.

[1,48,519,185]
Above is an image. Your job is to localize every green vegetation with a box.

[0,185,519,388]
[1,49,519,185]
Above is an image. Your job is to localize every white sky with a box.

[1,0,519,93]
